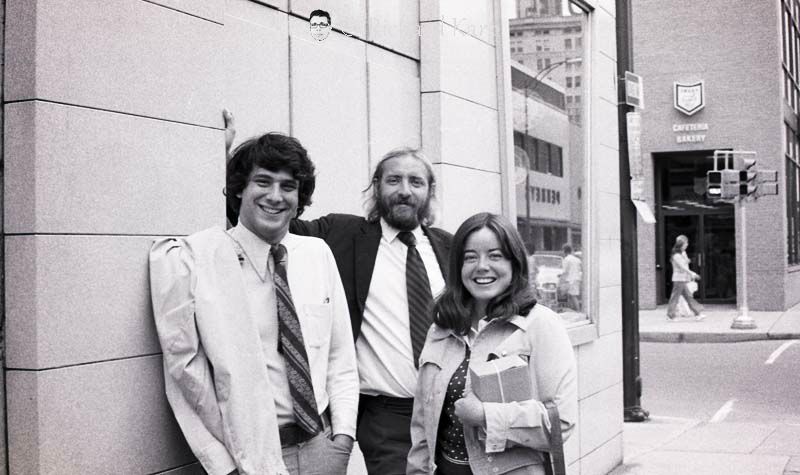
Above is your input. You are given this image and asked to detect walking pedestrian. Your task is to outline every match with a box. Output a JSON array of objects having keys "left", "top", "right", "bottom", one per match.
[{"left": 666, "top": 234, "right": 706, "bottom": 321}]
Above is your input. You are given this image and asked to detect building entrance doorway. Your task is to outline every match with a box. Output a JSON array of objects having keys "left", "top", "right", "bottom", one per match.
[{"left": 655, "top": 151, "right": 736, "bottom": 304}]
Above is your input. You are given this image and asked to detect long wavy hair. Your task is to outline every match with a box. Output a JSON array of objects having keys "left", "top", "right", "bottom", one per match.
[
  {"left": 434, "top": 213, "right": 536, "bottom": 335},
  {"left": 362, "top": 147, "right": 438, "bottom": 226}
]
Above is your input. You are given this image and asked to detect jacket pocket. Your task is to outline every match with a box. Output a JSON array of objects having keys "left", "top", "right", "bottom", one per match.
[{"left": 301, "top": 303, "right": 333, "bottom": 348}]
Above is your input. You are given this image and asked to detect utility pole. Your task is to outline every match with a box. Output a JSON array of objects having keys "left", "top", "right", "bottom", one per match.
[{"left": 616, "top": 0, "right": 648, "bottom": 422}]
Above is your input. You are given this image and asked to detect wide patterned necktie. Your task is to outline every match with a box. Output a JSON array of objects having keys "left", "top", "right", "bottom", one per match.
[
  {"left": 397, "top": 231, "right": 434, "bottom": 368},
  {"left": 271, "top": 244, "right": 322, "bottom": 435}
]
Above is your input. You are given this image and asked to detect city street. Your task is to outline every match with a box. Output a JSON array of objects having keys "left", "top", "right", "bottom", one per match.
[
  {"left": 612, "top": 340, "right": 800, "bottom": 474},
  {"left": 641, "top": 341, "right": 800, "bottom": 425}
]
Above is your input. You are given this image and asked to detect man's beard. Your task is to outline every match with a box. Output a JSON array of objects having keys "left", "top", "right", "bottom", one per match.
[{"left": 378, "top": 193, "right": 430, "bottom": 231}]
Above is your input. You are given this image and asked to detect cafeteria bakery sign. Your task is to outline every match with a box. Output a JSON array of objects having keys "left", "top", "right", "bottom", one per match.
[{"left": 672, "top": 122, "right": 708, "bottom": 143}]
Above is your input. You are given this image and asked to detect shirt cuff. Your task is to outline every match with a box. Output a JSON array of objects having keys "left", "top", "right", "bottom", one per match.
[
  {"left": 330, "top": 407, "right": 358, "bottom": 439},
  {"left": 483, "top": 402, "right": 509, "bottom": 453}
]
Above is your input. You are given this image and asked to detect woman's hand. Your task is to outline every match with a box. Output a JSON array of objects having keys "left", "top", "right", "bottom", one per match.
[{"left": 454, "top": 392, "right": 486, "bottom": 428}]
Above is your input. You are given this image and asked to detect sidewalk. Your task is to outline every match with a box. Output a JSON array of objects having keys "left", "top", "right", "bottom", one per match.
[
  {"left": 610, "top": 302, "right": 800, "bottom": 474},
  {"left": 611, "top": 417, "right": 800, "bottom": 475},
  {"left": 639, "top": 302, "right": 800, "bottom": 343}
]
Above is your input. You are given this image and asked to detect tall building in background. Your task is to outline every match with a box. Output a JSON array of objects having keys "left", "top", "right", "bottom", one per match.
[
  {"left": 633, "top": 0, "right": 800, "bottom": 311},
  {"left": 509, "top": 2, "right": 584, "bottom": 124}
]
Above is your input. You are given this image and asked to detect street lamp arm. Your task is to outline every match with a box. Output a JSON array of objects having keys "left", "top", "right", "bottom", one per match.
[{"left": 524, "top": 57, "right": 582, "bottom": 92}]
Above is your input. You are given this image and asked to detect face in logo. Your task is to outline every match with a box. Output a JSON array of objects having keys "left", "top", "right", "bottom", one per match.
[{"left": 309, "top": 10, "right": 331, "bottom": 42}]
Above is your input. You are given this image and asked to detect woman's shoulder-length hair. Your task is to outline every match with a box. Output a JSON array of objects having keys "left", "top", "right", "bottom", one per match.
[
  {"left": 433, "top": 212, "right": 536, "bottom": 336},
  {"left": 671, "top": 234, "right": 688, "bottom": 255}
]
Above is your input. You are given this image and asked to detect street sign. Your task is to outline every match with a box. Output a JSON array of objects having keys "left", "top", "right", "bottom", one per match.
[{"left": 625, "top": 71, "right": 644, "bottom": 109}]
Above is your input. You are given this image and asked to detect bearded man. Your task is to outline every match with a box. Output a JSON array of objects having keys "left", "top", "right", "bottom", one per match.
[{"left": 288, "top": 148, "right": 453, "bottom": 475}]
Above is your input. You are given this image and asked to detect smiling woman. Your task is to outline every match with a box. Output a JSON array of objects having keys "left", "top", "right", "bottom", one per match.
[
  {"left": 461, "top": 227, "right": 514, "bottom": 319},
  {"left": 407, "top": 212, "right": 578, "bottom": 475},
  {"left": 434, "top": 212, "right": 535, "bottom": 335}
]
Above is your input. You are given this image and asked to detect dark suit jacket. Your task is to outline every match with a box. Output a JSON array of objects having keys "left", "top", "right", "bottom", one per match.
[{"left": 290, "top": 213, "right": 453, "bottom": 341}]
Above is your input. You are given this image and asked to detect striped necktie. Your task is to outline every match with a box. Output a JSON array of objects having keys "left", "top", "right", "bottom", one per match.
[
  {"left": 397, "top": 231, "right": 434, "bottom": 368},
  {"left": 271, "top": 244, "right": 322, "bottom": 435}
]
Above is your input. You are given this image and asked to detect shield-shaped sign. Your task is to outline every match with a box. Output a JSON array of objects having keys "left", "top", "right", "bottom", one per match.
[{"left": 674, "top": 81, "right": 705, "bottom": 116}]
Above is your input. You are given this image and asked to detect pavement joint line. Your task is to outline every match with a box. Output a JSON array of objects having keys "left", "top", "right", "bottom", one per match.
[
  {"left": 751, "top": 424, "right": 781, "bottom": 455},
  {"left": 765, "top": 340, "right": 799, "bottom": 364}
]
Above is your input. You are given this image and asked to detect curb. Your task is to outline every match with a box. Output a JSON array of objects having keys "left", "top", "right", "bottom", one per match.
[{"left": 641, "top": 331, "right": 800, "bottom": 343}]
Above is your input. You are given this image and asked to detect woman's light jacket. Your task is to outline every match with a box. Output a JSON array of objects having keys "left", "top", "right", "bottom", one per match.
[{"left": 407, "top": 304, "right": 578, "bottom": 475}]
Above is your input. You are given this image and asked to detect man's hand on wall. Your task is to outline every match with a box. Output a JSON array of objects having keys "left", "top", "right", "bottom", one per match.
[{"left": 223, "top": 108, "right": 236, "bottom": 160}]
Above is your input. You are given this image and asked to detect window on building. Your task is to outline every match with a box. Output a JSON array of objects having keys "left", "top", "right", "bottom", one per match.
[
  {"left": 551, "top": 144, "right": 563, "bottom": 177},
  {"left": 782, "top": 0, "right": 800, "bottom": 113},
  {"left": 536, "top": 138, "right": 550, "bottom": 174},
  {"left": 787, "top": 123, "right": 800, "bottom": 265},
  {"left": 509, "top": 0, "right": 589, "bottom": 324}
]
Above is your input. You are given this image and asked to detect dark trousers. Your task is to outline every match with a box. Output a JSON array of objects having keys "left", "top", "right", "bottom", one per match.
[{"left": 357, "top": 394, "right": 414, "bottom": 475}]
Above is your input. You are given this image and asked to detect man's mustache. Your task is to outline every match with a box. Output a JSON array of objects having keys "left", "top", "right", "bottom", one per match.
[{"left": 389, "top": 196, "right": 418, "bottom": 207}]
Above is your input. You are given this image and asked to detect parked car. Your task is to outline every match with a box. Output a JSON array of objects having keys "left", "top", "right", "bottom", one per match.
[{"left": 528, "top": 253, "right": 564, "bottom": 308}]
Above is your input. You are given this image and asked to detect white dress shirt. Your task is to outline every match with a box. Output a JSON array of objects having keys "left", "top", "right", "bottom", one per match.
[
  {"left": 356, "top": 219, "right": 446, "bottom": 397},
  {"left": 228, "top": 224, "right": 359, "bottom": 435}
]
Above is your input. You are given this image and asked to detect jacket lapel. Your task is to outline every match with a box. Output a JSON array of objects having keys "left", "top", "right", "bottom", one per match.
[
  {"left": 424, "top": 226, "right": 451, "bottom": 283},
  {"left": 353, "top": 220, "right": 382, "bottom": 312}
]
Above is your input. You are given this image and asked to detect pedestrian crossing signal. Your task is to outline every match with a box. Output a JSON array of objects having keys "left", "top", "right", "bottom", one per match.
[{"left": 706, "top": 170, "right": 722, "bottom": 197}]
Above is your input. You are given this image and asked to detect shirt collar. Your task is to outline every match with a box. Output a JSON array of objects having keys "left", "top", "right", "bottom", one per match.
[
  {"left": 478, "top": 314, "right": 529, "bottom": 332},
  {"left": 380, "top": 218, "right": 424, "bottom": 244},
  {"left": 229, "top": 223, "right": 300, "bottom": 271}
]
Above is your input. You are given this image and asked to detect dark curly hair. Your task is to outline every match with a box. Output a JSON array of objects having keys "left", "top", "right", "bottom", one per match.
[
  {"left": 225, "top": 132, "right": 316, "bottom": 224},
  {"left": 433, "top": 212, "right": 536, "bottom": 335}
]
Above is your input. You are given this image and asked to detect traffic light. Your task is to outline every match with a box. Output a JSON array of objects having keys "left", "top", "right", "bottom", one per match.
[
  {"left": 735, "top": 156, "right": 757, "bottom": 196},
  {"left": 756, "top": 169, "right": 779, "bottom": 196},
  {"left": 721, "top": 169, "right": 741, "bottom": 199},
  {"left": 706, "top": 170, "right": 721, "bottom": 197}
]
